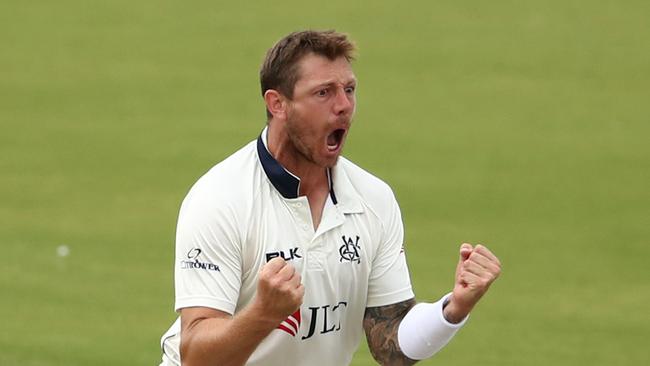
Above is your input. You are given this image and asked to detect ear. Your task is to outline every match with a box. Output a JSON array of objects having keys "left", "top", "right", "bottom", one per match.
[{"left": 263, "top": 89, "right": 288, "bottom": 121}]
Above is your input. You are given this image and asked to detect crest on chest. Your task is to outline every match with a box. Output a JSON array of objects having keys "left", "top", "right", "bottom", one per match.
[{"left": 338, "top": 235, "right": 361, "bottom": 264}]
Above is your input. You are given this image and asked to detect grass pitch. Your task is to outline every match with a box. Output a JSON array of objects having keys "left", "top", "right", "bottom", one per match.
[{"left": 1, "top": 1, "right": 649, "bottom": 365}]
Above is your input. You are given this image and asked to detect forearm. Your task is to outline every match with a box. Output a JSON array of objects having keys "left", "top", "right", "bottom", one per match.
[
  {"left": 364, "top": 295, "right": 470, "bottom": 366},
  {"left": 181, "top": 304, "right": 278, "bottom": 366},
  {"left": 397, "top": 294, "right": 468, "bottom": 360},
  {"left": 363, "top": 298, "right": 418, "bottom": 366}
]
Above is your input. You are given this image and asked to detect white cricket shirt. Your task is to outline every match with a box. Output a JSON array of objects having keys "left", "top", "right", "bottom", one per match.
[{"left": 160, "top": 128, "right": 414, "bottom": 365}]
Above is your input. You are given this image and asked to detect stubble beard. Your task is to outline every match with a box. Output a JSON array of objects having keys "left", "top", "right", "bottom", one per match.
[{"left": 285, "top": 113, "right": 338, "bottom": 169}]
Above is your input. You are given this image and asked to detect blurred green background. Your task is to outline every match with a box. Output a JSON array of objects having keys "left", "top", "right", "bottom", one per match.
[{"left": 1, "top": 0, "right": 648, "bottom": 365}]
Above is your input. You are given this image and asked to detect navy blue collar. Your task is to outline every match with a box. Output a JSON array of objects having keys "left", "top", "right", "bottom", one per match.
[{"left": 257, "top": 134, "right": 337, "bottom": 204}]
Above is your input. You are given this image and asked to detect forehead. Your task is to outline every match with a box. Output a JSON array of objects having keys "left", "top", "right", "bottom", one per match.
[{"left": 294, "top": 53, "right": 356, "bottom": 88}]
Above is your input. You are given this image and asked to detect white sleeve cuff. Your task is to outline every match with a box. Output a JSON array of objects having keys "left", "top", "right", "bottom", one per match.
[{"left": 397, "top": 293, "right": 469, "bottom": 360}]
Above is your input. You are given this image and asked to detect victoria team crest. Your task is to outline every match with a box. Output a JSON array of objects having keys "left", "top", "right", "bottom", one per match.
[{"left": 339, "top": 235, "right": 361, "bottom": 264}]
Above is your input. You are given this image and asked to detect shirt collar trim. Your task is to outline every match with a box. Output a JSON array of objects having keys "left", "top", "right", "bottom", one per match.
[{"left": 257, "top": 130, "right": 300, "bottom": 199}]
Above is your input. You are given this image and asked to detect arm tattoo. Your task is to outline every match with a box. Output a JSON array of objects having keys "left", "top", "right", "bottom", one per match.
[{"left": 363, "top": 298, "right": 418, "bottom": 366}]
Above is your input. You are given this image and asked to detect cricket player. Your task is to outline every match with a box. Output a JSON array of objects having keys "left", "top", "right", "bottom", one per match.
[{"left": 159, "top": 29, "right": 501, "bottom": 366}]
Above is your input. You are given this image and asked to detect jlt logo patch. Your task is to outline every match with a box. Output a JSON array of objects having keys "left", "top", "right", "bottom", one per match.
[
  {"left": 277, "top": 302, "right": 348, "bottom": 340},
  {"left": 302, "top": 301, "right": 347, "bottom": 340},
  {"left": 339, "top": 235, "right": 361, "bottom": 264}
]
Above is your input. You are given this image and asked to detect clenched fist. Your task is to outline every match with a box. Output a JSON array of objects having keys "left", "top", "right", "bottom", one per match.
[
  {"left": 444, "top": 243, "right": 501, "bottom": 323},
  {"left": 253, "top": 257, "right": 305, "bottom": 325}
]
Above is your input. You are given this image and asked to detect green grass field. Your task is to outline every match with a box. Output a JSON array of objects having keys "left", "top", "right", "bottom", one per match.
[{"left": 1, "top": 0, "right": 649, "bottom": 364}]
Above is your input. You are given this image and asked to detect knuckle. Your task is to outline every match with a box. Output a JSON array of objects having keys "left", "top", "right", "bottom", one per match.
[
  {"left": 292, "top": 289, "right": 302, "bottom": 301},
  {"left": 270, "top": 277, "right": 283, "bottom": 288},
  {"left": 277, "top": 283, "right": 288, "bottom": 293},
  {"left": 272, "top": 257, "right": 286, "bottom": 267}
]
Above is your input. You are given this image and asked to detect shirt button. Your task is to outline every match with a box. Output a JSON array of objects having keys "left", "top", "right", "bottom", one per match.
[
  {"left": 302, "top": 224, "right": 309, "bottom": 231},
  {"left": 296, "top": 202, "right": 303, "bottom": 207}
]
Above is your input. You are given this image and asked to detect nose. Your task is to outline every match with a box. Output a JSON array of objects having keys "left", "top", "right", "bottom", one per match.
[{"left": 333, "top": 87, "right": 354, "bottom": 116}]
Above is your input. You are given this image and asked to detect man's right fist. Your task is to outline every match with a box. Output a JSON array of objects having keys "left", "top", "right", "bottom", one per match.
[{"left": 254, "top": 257, "right": 305, "bottom": 324}]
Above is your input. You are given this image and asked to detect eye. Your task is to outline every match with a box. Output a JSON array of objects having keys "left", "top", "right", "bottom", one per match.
[
  {"left": 316, "top": 89, "right": 329, "bottom": 97},
  {"left": 345, "top": 86, "right": 356, "bottom": 94}
]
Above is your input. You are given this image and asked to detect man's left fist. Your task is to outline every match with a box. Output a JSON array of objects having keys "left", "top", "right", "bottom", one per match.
[{"left": 444, "top": 243, "right": 501, "bottom": 323}]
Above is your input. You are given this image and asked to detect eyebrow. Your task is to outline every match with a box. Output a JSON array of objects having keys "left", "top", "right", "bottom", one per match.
[{"left": 311, "top": 78, "right": 357, "bottom": 90}]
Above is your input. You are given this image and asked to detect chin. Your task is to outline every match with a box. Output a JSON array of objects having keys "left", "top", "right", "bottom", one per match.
[{"left": 322, "top": 155, "right": 340, "bottom": 168}]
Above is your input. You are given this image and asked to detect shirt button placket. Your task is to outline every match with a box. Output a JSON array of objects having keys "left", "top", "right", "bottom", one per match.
[{"left": 290, "top": 200, "right": 311, "bottom": 237}]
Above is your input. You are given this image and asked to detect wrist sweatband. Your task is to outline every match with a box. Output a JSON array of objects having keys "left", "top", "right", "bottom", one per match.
[{"left": 397, "top": 293, "right": 469, "bottom": 360}]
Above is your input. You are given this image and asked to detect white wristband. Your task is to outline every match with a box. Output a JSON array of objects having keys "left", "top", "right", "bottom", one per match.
[{"left": 397, "top": 293, "right": 469, "bottom": 360}]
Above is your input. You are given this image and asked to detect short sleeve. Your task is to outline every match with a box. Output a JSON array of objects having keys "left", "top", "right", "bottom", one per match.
[
  {"left": 366, "top": 192, "right": 415, "bottom": 307},
  {"left": 173, "top": 178, "right": 243, "bottom": 315}
]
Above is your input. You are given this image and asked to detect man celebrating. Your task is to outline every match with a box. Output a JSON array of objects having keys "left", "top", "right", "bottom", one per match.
[{"left": 159, "top": 30, "right": 501, "bottom": 366}]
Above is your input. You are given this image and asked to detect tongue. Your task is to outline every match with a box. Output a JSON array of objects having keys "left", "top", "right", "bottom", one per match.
[{"left": 327, "top": 132, "right": 338, "bottom": 147}]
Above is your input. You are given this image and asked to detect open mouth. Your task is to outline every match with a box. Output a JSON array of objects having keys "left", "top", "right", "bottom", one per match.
[{"left": 327, "top": 129, "right": 346, "bottom": 152}]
